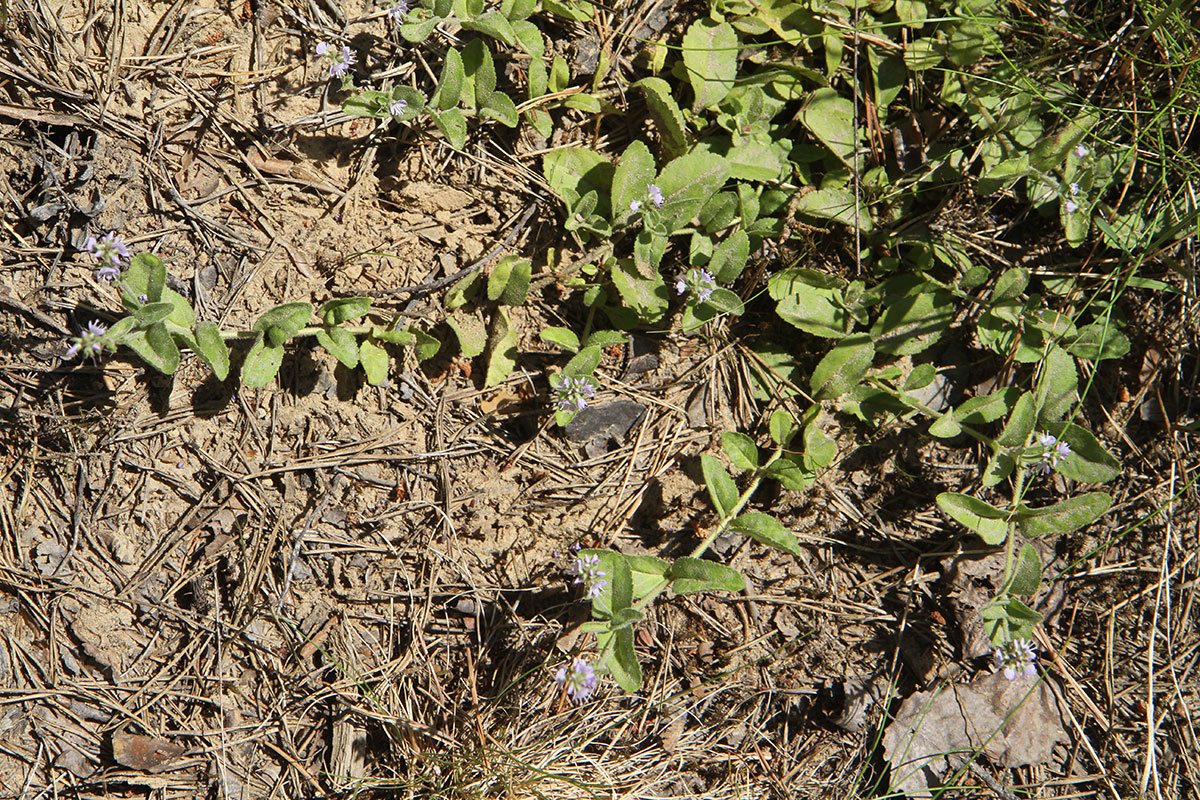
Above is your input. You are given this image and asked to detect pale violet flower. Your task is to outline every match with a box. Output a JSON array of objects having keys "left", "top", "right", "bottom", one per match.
[
  {"left": 65, "top": 320, "right": 109, "bottom": 360},
  {"left": 1068, "top": 182, "right": 1080, "bottom": 196},
  {"left": 1033, "top": 431, "right": 1071, "bottom": 474},
  {"left": 1074, "top": 143, "right": 1088, "bottom": 158},
  {"left": 555, "top": 657, "right": 599, "bottom": 702},
  {"left": 994, "top": 638, "right": 1038, "bottom": 680},
  {"left": 570, "top": 553, "right": 607, "bottom": 599},
  {"left": 629, "top": 199, "right": 642, "bottom": 213},
  {"left": 1064, "top": 198, "right": 1078, "bottom": 214},
  {"left": 389, "top": 98, "right": 408, "bottom": 116},
  {"left": 384, "top": 0, "right": 409, "bottom": 20},
  {"left": 316, "top": 43, "right": 357, "bottom": 78},
  {"left": 676, "top": 267, "right": 717, "bottom": 303},
  {"left": 85, "top": 231, "right": 129, "bottom": 279},
  {"left": 647, "top": 183, "right": 664, "bottom": 208},
  {"left": 551, "top": 373, "right": 596, "bottom": 413}
]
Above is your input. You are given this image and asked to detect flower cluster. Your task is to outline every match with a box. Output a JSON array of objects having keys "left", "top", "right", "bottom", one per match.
[
  {"left": 551, "top": 373, "right": 596, "bottom": 413},
  {"left": 65, "top": 320, "right": 109, "bottom": 360},
  {"left": 629, "top": 183, "right": 664, "bottom": 214},
  {"left": 1032, "top": 431, "right": 1071, "bottom": 475},
  {"left": 383, "top": 0, "right": 409, "bottom": 21},
  {"left": 993, "top": 638, "right": 1038, "bottom": 680},
  {"left": 86, "top": 231, "right": 128, "bottom": 281},
  {"left": 555, "top": 656, "right": 598, "bottom": 702},
  {"left": 675, "top": 267, "right": 717, "bottom": 303},
  {"left": 570, "top": 553, "right": 607, "bottom": 599},
  {"left": 315, "top": 42, "right": 356, "bottom": 79}
]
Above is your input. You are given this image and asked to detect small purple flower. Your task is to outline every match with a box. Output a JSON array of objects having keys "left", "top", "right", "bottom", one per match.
[
  {"left": 138, "top": 294, "right": 149, "bottom": 304},
  {"left": 1054, "top": 439, "right": 1071, "bottom": 463},
  {"left": 1064, "top": 198, "right": 1078, "bottom": 214},
  {"left": 317, "top": 43, "right": 357, "bottom": 78},
  {"left": 676, "top": 267, "right": 717, "bottom": 303},
  {"left": 629, "top": 199, "right": 642, "bottom": 213},
  {"left": 384, "top": 0, "right": 409, "bottom": 20},
  {"left": 570, "top": 553, "right": 607, "bottom": 599},
  {"left": 551, "top": 373, "right": 596, "bottom": 413},
  {"left": 85, "top": 231, "right": 129, "bottom": 269},
  {"left": 388, "top": 98, "right": 408, "bottom": 116},
  {"left": 1074, "top": 143, "right": 1088, "bottom": 158},
  {"left": 647, "top": 184, "right": 664, "bottom": 208},
  {"left": 1068, "top": 182, "right": 1080, "bottom": 196},
  {"left": 1038, "top": 432, "right": 1056, "bottom": 448},
  {"left": 65, "top": 320, "right": 109, "bottom": 361},
  {"left": 994, "top": 638, "right": 1038, "bottom": 680},
  {"left": 1033, "top": 431, "right": 1071, "bottom": 473},
  {"left": 95, "top": 263, "right": 122, "bottom": 282},
  {"left": 555, "top": 657, "right": 599, "bottom": 702}
]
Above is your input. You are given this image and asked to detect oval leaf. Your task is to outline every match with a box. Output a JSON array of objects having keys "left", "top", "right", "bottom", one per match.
[
  {"left": 701, "top": 454, "right": 739, "bottom": 518},
  {"left": 730, "top": 511, "right": 801, "bottom": 555}
]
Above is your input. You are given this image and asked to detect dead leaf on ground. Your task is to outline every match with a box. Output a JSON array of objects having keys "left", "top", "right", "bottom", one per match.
[
  {"left": 110, "top": 732, "right": 187, "bottom": 772},
  {"left": 882, "top": 671, "right": 1067, "bottom": 799}
]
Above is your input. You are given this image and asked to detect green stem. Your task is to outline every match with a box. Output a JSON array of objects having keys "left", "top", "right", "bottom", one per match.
[{"left": 632, "top": 443, "right": 786, "bottom": 614}]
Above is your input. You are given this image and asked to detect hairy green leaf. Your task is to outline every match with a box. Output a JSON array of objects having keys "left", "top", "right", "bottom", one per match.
[
  {"left": 668, "top": 557, "right": 745, "bottom": 594},
  {"left": 682, "top": 18, "right": 738, "bottom": 111},
  {"left": 730, "top": 512, "right": 802, "bottom": 555},
  {"left": 242, "top": 334, "right": 283, "bottom": 388},
  {"left": 811, "top": 334, "right": 874, "bottom": 400},
  {"left": 1017, "top": 492, "right": 1112, "bottom": 538},
  {"left": 192, "top": 321, "right": 229, "bottom": 381},
  {"left": 315, "top": 326, "right": 360, "bottom": 369},
  {"left": 936, "top": 492, "right": 1009, "bottom": 545},
  {"left": 701, "top": 454, "right": 739, "bottom": 519},
  {"left": 722, "top": 431, "right": 759, "bottom": 471}
]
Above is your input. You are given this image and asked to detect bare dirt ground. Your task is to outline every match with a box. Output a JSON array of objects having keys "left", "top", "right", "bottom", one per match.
[{"left": 1, "top": 1, "right": 1198, "bottom": 799}]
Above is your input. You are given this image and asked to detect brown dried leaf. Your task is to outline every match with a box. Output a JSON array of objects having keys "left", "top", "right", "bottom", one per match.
[
  {"left": 883, "top": 672, "right": 1066, "bottom": 799},
  {"left": 110, "top": 732, "right": 187, "bottom": 772}
]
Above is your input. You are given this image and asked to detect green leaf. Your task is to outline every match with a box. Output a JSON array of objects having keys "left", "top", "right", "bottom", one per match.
[
  {"left": 563, "top": 345, "right": 601, "bottom": 377},
  {"left": 701, "top": 454, "right": 739, "bottom": 519},
  {"left": 1017, "top": 492, "right": 1112, "bottom": 538},
  {"left": 769, "top": 408, "right": 797, "bottom": 446},
  {"left": 436, "top": 47, "right": 465, "bottom": 110},
  {"left": 709, "top": 230, "right": 749, "bottom": 284},
  {"left": 319, "top": 297, "right": 372, "bottom": 326},
  {"left": 461, "top": 10, "right": 517, "bottom": 45},
  {"left": 870, "top": 287, "right": 952, "bottom": 355},
  {"left": 793, "top": 187, "right": 872, "bottom": 232},
  {"left": 540, "top": 326, "right": 580, "bottom": 352},
  {"left": 702, "top": 288, "right": 744, "bottom": 316},
  {"left": 487, "top": 255, "right": 532, "bottom": 305},
  {"left": 359, "top": 338, "right": 389, "bottom": 385},
  {"left": 388, "top": 87, "right": 425, "bottom": 122},
  {"left": 802, "top": 421, "right": 836, "bottom": 470},
  {"left": 980, "top": 597, "right": 1043, "bottom": 645},
  {"left": 928, "top": 412, "right": 962, "bottom": 439},
  {"left": 610, "top": 258, "right": 668, "bottom": 323},
  {"left": 610, "top": 552, "right": 633, "bottom": 612},
  {"left": 484, "top": 308, "right": 518, "bottom": 387},
  {"left": 140, "top": 253, "right": 166, "bottom": 303},
  {"left": 612, "top": 140, "right": 656, "bottom": 228},
  {"left": 448, "top": 312, "right": 487, "bottom": 358},
  {"left": 957, "top": 387, "right": 1022, "bottom": 425},
  {"left": 903, "top": 363, "right": 938, "bottom": 392},
  {"left": 772, "top": 268, "right": 847, "bottom": 338},
  {"left": 1037, "top": 346, "right": 1077, "bottom": 422},
  {"left": 124, "top": 322, "right": 180, "bottom": 375},
  {"left": 869, "top": 48, "right": 905, "bottom": 114},
  {"left": 597, "top": 627, "right": 642, "bottom": 692},
  {"left": 479, "top": 91, "right": 519, "bottom": 127},
  {"left": 342, "top": 90, "right": 390, "bottom": 118},
  {"left": 608, "top": 607, "right": 646, "bottom": 631},
  {"left": 582, "top": 330, "right": 625, "bottom": 350},
  {"left": 681, "top": 18, "right": 738, "bottom": 111},
  {"left": 800, "top": 88, "right": 859, "bottom": 168},
  {"left": 992, "top": 267, "right": 1029, "bottom": 302},
  {"left": 996, "top": 391, "right": 1037, "bottom": 447},
  {"left": 413, "top": 327, "right": 441, "bottom": 361},
  {"left": 978, "top": 155, "right": 1031, "bottom": 195},
  {"left": 583, "top": 550, "right": 668, "bottom": 618},
  {"left": 1067, "top": 320, "right": 1130, "bottom": 362},
  {"left": 134, "top": 302, "right": 174, "bottom": 326},
  {"left": 242, "top": 334, "right": 283, "bottom": 388},
  {"left": 764, "top": 456, "right": 816, "bottom": 491},
  {"left": 722, "top": 432, "right": 758, "bottom": 471},
  {"left": 315, "top": 327, "right": 360, "bottom": 369},
  {"left": 543, "top": 147, "right": 613, "bottom": 217},
  {"left": 654, "top": 151, "right": 730, "bottom": 234},
  {"left": 730, "top": 512, "right": 802, "bottom": 555},
  {"left": 981, "top": 450, "right": 1016, "bottom": 487},
  {"left": 634, "top": 77, "right": 689, "bottom": 158},
  {"left": 1007, "top": 544, "right": 1042, "bottom": 596},
  {"left": 811, "top": 334, "right": 874, "bottom": 400},
  {"left": 431, "top": 108, "right": 467, "bottom": 149},
  {"left": 502, "top": 0, "right": 536, "bottom": 19},
  {"left": 936, "top": 492, "right": 1009, "bottom": 545},
  {"left": 461, "top": 39, "right": 497, "bottom": 109},
  {"left": 511, "top": 19, "right": 544, "bottom": 56},
  {"left": 542, "top": 0, "right": 593, "bottom": 21},
  {"left": 252, "top": 302, "right": 312, "bottom": 344},
  {"left": 445, "top": 269, "right": 483, "bottom": 311},
  {"left": 192, "top": 321, "right": 229, "bottom": 381},
  {"left": 1030, "top": 108, "right": 1099, "bottom": 172},
  {"left": 667, "top": 557, "right": 745, "bottom": 594},
  {"left": 400, "top": 13, "right": 439, "bottom": 42},
  {"left": 1042, "top": 422, "right": 1121, "bottom": 483}
]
